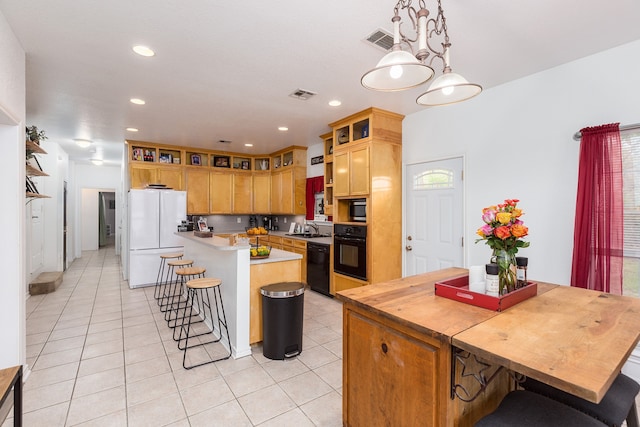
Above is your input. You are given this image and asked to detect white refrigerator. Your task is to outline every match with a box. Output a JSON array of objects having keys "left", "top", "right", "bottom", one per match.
[{"left": 128, "top": 189, "right": 187, "bottom": 288}]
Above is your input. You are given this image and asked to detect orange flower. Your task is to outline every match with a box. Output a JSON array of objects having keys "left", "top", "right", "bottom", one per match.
[
  {"left": 511, "top": 208, "right": 522, "bottom": 218},
  {"left": 511, "top": 224, "right": 528, "bottom": 238},
  {"left": 494, "top": 225, "right": 511, "bottom": 240}
]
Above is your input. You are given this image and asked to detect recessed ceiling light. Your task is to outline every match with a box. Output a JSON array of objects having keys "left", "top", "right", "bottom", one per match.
[
  {"left": 74, "top": 138, "right": 92, "bottom": 148},
  {"left": 126, "top": 127, "right": 139, "bottom": 132},
  {"left": 278, "top": 126, "right": 289, "bottom": 131},
  {"left": 130, "top": 98, "right": 145, "bottom": 105},
  {"left": 329, "top": 100, "right": 342, "bottom": 107},
  {"left": 244, "top": 143, "right": 253, "bottom": 147},
  {"left": 132, "top": 45, "right": 155, "bottom": 57},
  {"left": 90, "top": 159, "right": 104, "bottom": 166}
]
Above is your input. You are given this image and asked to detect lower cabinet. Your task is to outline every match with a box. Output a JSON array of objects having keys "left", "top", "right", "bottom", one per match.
[
  {"left": 344, "top": 307, "right": 442, "bottom": 426},
  {"left": 342, "top": 304, "right": 511, "bottom": 427},
  {"left": 283, "top": 238, "right": 307, "bottom": 285}
]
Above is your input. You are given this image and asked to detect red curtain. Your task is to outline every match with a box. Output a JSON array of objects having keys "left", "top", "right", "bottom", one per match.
[
  {"left": 570, "top": 123, "right": 623, "bottom": 294},
  {"left": 306, "top": 176, "right": 324, "bottom": 220}
]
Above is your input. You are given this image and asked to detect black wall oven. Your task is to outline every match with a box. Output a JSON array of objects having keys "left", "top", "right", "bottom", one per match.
[{"left": 334, "top": 224, "right": 367, "bottom": 281}]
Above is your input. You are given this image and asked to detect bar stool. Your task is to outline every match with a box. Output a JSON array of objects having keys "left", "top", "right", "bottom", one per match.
[
  {"left": 166, "top": 266, "right": 206, "bottom": 328},
  {"left": 159, "top": 259, "right": 194, "bottom": 313},
  {"left": 474, "top": 390, "right": 607, "bottom": 426},
  {"left": 154, "top": 252, "right": 183, "bottom": 302},
  {"left": 521, "top": 373, "right": 639, "bottom": 427},
  {"left": 177, "top": 277, "right": 231, "bottom": 369}
]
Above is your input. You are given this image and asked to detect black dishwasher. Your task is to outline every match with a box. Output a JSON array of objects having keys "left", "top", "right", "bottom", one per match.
[{"left": 307, "top": 242, "right": 331, "bottom": 297}]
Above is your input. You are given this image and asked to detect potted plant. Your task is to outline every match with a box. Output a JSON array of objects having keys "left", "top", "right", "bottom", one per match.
[{"left": 26, "top": 125, "right": 47, "bottom": 160}]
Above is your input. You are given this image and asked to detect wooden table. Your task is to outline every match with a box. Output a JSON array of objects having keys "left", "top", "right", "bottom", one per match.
[
  {"left": 337, "top": 268, "right": 640, "bottom": 426},
  {"left": 0, "top": 365, "right": 22, "bottom": 427},
  {"left": 453, "top": 284, "right": 640, "bottom": 403}
]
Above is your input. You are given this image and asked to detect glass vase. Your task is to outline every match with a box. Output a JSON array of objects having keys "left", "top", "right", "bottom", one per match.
[{"left": 491, "top": 249, "right": 517, "bottom": 295}]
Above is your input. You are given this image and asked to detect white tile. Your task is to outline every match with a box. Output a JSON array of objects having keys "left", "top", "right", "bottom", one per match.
[
  {"left": 126, "top": 372, "right": 177, "bottom": 407},
  {"left": 21, "top": 401, "right": 69, "bottom": 427},
  {"left": 73, "top": 367, "right": 125, "bottom": 398},
  {"left": 262, "top": 358, "right": 310, "bottom": 383},
  {"left": 125, "top": 355, "right": 171, "bottom": 383},
  {"left": 179, "top": 377, "right": 235, "bottom": 416},
  {"left": 297, "top": 345, "right": 339, "bottom": 370},
  {"left": 78, "top": 352, "right": 124, "bottom": 377},
  {"left": 23, "top": 378, "right": 74, "bottom": 413},
  {"left": 32, "top": 347, "right": 83, "bottom": 370},
  {"left": 313, "top": 359, "right": 342, "bottom": 390},
  {"left": 299, "top": 390, "right": 343, "bottom": 426},
  {"left": 278, "top": 371, "right": 333, "bottom": 405},
  {"left": 237, "top": 384, "right": 297, "bottom": 425},
  {"left": 224, "top": 365, "right": 275, "bottom": 398},
  {"left": 23, "top": 361, "right": 79, "bottom": 391},
  {"left": 126, "top": 392, "right": 187, "bottom": 427},
  {"left": 259, "top": 407, "right": 316, "bottom": 427},
  {"left": 188, "top": 400, "right": 252, "bottom": 426},
  {"left": 66, "top": 385, "right": 126, "bottom": 426}
]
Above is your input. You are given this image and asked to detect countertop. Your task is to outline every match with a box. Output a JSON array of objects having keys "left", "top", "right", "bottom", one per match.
[
  {"left": 175, "top": 231, "right": 302, "bottom": 264},
  {"left": 337, "top": 268, "right": 640, "bottom": 404},
  {"left": 214, "top": 229, "right": 333, "bottom": 246}
]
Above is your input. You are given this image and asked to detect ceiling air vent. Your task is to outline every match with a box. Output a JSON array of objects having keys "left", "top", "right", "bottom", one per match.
[
  {"left": 289, "top": 89, "right": 317, "bottom": 100},
  {"left": 218, "top": 139, "right": 232, "bottom": 144},
  {"left": 364, "top": 28, "right": 394, "bottom": 52}
]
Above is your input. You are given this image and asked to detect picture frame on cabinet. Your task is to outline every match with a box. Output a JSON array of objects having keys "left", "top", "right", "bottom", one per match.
[
  {"left": 159, "top": 153, "right": 172, "bottom": 163},
  {"left": 241, "top": 160, "right": 250, "bottom": 170},
  {"left": 214, "top": 156, "right": 230, "bottom": 168},
  {"left": 197, "top": 218, "right": 208, "bottom": 232},
  {"left": 191, "top": 154, "right": 202, "bottom": 166}
]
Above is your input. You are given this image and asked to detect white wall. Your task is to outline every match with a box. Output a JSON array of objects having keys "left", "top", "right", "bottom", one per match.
[
  {"left": 403, "top": 39, "right": 640, "bottom": 286},
  {"left": 0, "top": 9, "right": 26, "bottom": 369},
  {"left": 72, "top": 164, "right": 121, "bottom": 257}
]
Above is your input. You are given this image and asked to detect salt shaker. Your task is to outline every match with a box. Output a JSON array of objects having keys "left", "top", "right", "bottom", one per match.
[{"left": 485, "top": 263, "right": 499, "bottom": 297}]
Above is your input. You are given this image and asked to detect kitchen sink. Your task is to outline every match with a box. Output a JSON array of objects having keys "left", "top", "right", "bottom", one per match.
[{"left": 285, "top": 233, "right": 330, "bottom": 239}]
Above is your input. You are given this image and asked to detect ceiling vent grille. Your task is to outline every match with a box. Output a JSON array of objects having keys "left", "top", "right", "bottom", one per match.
[
  {"left": 218, "top": 139, "right": 232, "bottom": 144},
  {"left": 289, "top": 89, "right": 317, "bottom": 100},
  {"left": 364, "top": 28, "right": 394, "bottom": 51}
]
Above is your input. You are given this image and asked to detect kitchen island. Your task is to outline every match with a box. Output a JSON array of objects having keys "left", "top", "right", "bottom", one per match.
[
  {"left": 337, "top": 268, "right": 640, "bottom": 426},
  {"left": 176, "top": 232, "right": 302, "bottom": 358}
]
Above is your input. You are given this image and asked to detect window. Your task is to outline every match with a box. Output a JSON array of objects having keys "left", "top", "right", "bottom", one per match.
[
  {"left": 622, "top": 128, "right": 640, "bottom": 297},
  {"left": 413, "top": 169, "right": 454, "bottom": 190}
]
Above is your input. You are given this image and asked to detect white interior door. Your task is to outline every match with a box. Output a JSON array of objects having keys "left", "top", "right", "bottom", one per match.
[{"left": 405, "top": 157, "right": 464, "bottom": 276}]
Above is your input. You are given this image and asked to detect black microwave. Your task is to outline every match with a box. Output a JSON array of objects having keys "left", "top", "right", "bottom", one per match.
[{"left": 349, "top": 199, "right": 367, "bottom": 222}]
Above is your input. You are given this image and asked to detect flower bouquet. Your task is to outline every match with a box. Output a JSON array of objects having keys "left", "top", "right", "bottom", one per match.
[{"left": 475, "top": 199, "right": 530, "bottom": 295}]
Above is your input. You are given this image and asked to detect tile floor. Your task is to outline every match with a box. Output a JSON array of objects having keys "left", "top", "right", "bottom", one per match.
[{"left": 5, "top": 246, "right": 344, "bottom": 426}]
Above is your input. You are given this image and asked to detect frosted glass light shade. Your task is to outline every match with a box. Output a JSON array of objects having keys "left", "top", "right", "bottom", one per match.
[
  {"left": 416, "top": 71, "right": 482, "bottom": 106},
  {"left": 361, "top": 50, "right": 434, "bottom": 91}
]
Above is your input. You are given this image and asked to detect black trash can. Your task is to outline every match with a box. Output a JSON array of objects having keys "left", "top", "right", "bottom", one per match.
[{"left": 260, "top": 282, "right": 305, "bottom": 360}]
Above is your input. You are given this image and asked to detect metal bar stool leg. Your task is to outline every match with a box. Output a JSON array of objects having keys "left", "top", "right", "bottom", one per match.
[{"left": 180, "top": 278, "right": 231, "bottom": 369}]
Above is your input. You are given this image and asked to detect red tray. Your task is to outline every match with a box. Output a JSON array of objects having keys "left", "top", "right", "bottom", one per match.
[{"left": 434, "top": 275, "right": 537, "bottom": 311}]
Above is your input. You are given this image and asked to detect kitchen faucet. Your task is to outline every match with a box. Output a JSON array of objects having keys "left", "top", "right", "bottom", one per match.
[{"left": 309, "top": 222, "right": 320, "bottom": 235}]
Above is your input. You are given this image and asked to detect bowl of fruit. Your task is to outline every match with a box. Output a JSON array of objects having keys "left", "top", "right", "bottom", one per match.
[
  {"left": 245, "top": 226, "right": 269, "bottom": 236},
  {"left": 250, "top": 245, "right": 271, "bottom": 259}
]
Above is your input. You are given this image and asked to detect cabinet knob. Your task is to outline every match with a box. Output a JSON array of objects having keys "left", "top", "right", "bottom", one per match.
[
  {"left": 407, "top": 235, "right": 413, "bottom": 241},
  {"left": 381, "top": 343, "right": 388, "bottom": 353},
  {"left": 405, "top": 245, "right": 412, "bottom": 251}
]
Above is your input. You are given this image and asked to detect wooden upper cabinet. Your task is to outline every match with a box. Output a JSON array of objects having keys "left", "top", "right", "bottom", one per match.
[
  {"left": 210, "top": 171, "right": 232, "bottom": 214},
  {"left": 333, "top": 151, "right": 350, "bottom": 197},
  {"left": 157, "top": 166, "right": 184, "bottom": 190},
  {"left": 280, "top": 169, "right": 294, "bottom": 214},
  {"left": 270, "top": 172, "right": 283, "bottom": 213},
  {"left": 130, "top": 164, "right": 157, "bottom": 189},
  {"left": 349, "top": 145, "right": 370, "bottom": 196},
  {"left": 233, "top": 173, "right": 253, "bottom": 214},
  {"left": 253, "top": 173, "right": 270, "bottom": 214},
  {"left": 185, "top": 168, "right": 210, "bottom": 214}
]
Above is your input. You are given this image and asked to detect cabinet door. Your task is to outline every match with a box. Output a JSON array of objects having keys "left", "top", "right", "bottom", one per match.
[
  {"left": 210, "top": 171, "right": 232, "bottom": 214},
  {"left": 280, "top": 168, "right": 294, "bottom": 214},
  {"left": 157, "top": 167, "right": 184, "bottom": 190},
  {"left": 334, "top": 151, "right": 349, "bottom": 197},
  {"left": 233, "top": 173, "right": 253, "bottom": 213},
  {"left": 271, "top": 172, "right": 282, "bottom": 213},
  {"left": 253, "top": 173, "right": 271, "bottom": 213},
  {"left": 185, "top": 169, "right": 210, "bottom": 214},
  {"left": 345, "top": 310, "right": 439, "bottom": 426},
  {"left": 349, "top": 145, "right": 370, "bottom": 195},
  {"left": 293, "top": 246, "right": 307, "bottom": 284},
  {"left": 130, "top": 164, "right": 158, "bottom": 189}
]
